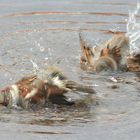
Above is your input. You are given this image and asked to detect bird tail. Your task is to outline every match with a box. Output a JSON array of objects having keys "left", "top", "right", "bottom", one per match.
[{"left": 65, "top": 80, "right": 96, "bottom": 94}]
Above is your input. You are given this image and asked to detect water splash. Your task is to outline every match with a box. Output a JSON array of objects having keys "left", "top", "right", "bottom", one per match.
[
  {"left": 45, "top": 47, "right": 54, "bottom": 64},
  {"left": 35, "top": 41, "right": 45, "bottom": 52},
  {"left": 30, "top": 59, "right": 39, "bottom": 74},
  {"left": 39, "top": 46, "right": 45, "bottom": 52},
  {"left": 126, "top": 2, "right": 140, "bottom": 54}
]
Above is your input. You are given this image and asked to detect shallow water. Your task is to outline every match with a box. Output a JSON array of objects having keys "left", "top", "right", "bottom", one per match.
[{"left": 0, "top": 0, "right": 140, "bottom": 140}]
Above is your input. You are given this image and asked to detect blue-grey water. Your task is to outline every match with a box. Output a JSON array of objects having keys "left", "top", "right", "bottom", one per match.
[{"left": 0, "top": 0, "right": 140, "bottom": 140}]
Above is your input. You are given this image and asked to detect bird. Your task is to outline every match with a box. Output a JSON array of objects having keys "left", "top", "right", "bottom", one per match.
[
  {"left": 0, "top": 66, "right": 96, "bottom": 108},
  {"left": 79, "top": 33, "right": 130, "bottom": 72},
  {"left": 127, "top": 53, "right": 140, "bottom": 72},
  {"left": 36, "top": 66, "right": 96, "bottom": 104},
  {"left": 0, "top": 75, "right": 46, "bottom": 108}
]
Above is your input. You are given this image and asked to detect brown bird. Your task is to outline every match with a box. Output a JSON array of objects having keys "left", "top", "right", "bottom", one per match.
[
  {"left": 127, "top": 53, "right": 140, "bottom": 72},
  {"left": 79, "top": 33, "right": 130, "bottom": 72},
  {"left": 0, "top": 66, "right": 96, "bottom": 108},
  {"left": 36, "top": 66, "right": 96, "bottom": 103},
  {"left": 0, "top": 75, "right": 46, "bottom": 108},
  {"left": 0, "top": 85, "right": 20, "bottom": 107}
]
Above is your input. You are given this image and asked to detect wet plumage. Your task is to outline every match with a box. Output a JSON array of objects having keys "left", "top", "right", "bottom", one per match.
[
  {"left": 0, "top": 66, "right": 95, "bottom": 108},
  {"left": 79, "top": 33, "right": 140, "bottom": 72}
]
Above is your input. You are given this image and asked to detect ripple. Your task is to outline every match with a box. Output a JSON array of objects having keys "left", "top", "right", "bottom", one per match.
[
  {"left": 25, "top": 130, "right": 73, "bottom": 135},
  {"left": 73, "top": 2, "right": 136, "bottom": 6},
  {"left": 5, "top": 11, "right": 128, "bottom": 18},
  {"left": 0, "top": 29, "right": 125, "bottom": 41},
  {"left": 17, "top": 20, "right": 126, "bottom": 25}
]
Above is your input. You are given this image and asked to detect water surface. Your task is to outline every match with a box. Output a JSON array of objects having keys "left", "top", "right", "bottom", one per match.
[{"left": 0, "top": 0, "right": 140, "bottom": 140}]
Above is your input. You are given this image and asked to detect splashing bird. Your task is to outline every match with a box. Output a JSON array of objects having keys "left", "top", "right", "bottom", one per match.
[
  {"left": 0, "top": 66, "right": 96, "bottom": 108},
  {"left": 79, "top": 33, "right": 133, "bottom": 72}
]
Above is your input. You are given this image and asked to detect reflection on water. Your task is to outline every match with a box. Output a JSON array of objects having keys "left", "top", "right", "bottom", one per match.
[{"left": 0, "top": 92, "right": 96, "bottom": 125}]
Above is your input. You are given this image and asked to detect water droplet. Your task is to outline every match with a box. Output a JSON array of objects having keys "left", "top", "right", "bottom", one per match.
[
  {"left": 45, "top": 57, "right": 49, "bottom": 60},
  {"left": 40, "top": 46, "right": 45, "bottom": 52},
  {"left": 9, "top": 78, "right": 13, "bottom": 81},
  {"left": 30, "top": 60, "right": 39, "bottom": 74},
  {"left": 37, "top": 43, "right": 41, "bottom": 47}
]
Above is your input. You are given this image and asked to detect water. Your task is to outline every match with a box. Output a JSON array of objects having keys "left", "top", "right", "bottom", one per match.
[
  {"left": 30, "top": 59, "right": 39, "bottom": 74},
  {"left": 127, "top": 2, "right": 140, "bottom": 54},
  {"left": 0, "top": 0, "right": 140, "bottom": 140}
]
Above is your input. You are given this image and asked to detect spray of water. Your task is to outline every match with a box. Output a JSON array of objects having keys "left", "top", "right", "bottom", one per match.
[
  {"left": 126, "top": 2, "right": 140, "bottom": 54},
  {"left": 30, "top": 59, "right": 39, "bottom": 74}
]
